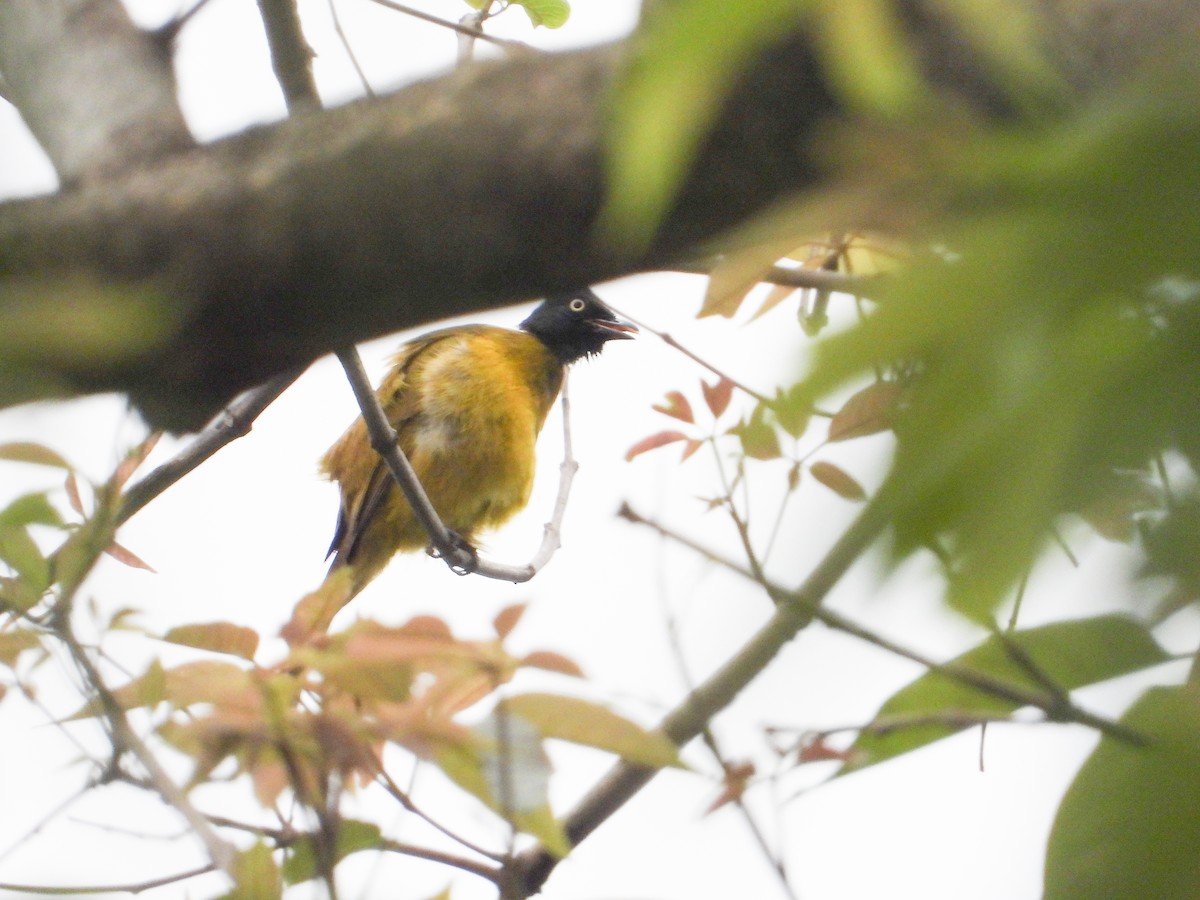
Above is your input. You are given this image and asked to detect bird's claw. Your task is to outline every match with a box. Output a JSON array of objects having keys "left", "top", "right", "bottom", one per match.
[{"left": 429, "top": 531, "right": 478, "bottom": 576}]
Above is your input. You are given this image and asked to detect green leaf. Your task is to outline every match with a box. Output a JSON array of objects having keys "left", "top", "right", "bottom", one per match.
[
  {"left": 770, "top": 383, "right": 812, "bottom": 439},
  {"left": 505, "top": 693, "right": 682, "bottom": 768},
  {"left": 732, "top": 404, "right": 782, "bottom": 460},
  {"left": 1045, "top": 685, "right": 1200, "bottom": 899},
  {"left": 792, "top": 61, "right": 1200, "bottom": 620},
  {"left": 516, "top": 0, "right": 569, "bottom": 28},
  {"left": 0, "top": 493, "right": 64, "bottom": 530},
  {"left": 433, "top": 727, "right": 569, "bottom": 855},
  {"left": 282, "top": 820, "right": 382, "bottom": 885},
  {"left": 840, "top": 615, "right": 1169, "bottom": 775}
]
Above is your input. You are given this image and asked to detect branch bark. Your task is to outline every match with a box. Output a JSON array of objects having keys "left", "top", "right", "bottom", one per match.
[{"left": 0, "top": 0, "right": 1196, "bottom": 432}]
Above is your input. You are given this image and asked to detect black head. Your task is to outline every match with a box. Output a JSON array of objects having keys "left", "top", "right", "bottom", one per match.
[{"left": 520, "top": 288, "right": 637, "bottom": 365}]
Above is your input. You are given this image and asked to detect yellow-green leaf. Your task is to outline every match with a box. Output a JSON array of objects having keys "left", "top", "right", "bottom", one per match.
[
  {"left": 504, "top": 693, "right": 682, "bottom": 768},
  {"left": 1045, "top": 685, "right": 1200, "bottom": 899},
  {"left": 0, "top": 526, "right": 50, "bottom": 593},
  {"left": 282, "top": 820, "right": 382, "bottom": 885},
  {"left": 840, "top": 615, "right": 1169, "bottom": 775},
  {"left": 0, "top": 493, "right": 64, "bottom": 530},
  {"left": 808, "top": 460, "right": 867, "bottom": 501},
  {"left": 0, "top": 442, "right": 72, "bottom": 470},
  {"left": 516, "top": 0, "right": 570, "bottom": 28},
  {"left": 219, "top": 842, "right": 281, "bottom": 900},
  {"left": 164, "top": 622, "right": 260, "bottom": 660}
]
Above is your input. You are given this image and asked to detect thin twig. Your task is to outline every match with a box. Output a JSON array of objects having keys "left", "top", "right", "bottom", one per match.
[
  {"left": 366, "top": 0, "right": 532, "bottom": 50},
  {"left": 58, "top": 629, "right": 238, "bottom": 878},
  {"left": 609, "top": 305, "right": 770, "bottom": 405},
  {"left": 207, "top": 811, "right": 502, "bottom": 883},
  {"left": 117, "top": 367, "right": 305, "bottom": 527},
  {"left": 621, "top": 504, "right": 1148, "bottom": 745},
  {"left": 672, "top": 259, "right": 877, "bottom": 298},
  {"left": 514, "top": 495, "right": 895, "bottom": 894},
  {"left": 0, "top": 863, "right": 217, "bottom": 895},
  {"left": 375, "top": 769, "right": 506, "bottom": 863},
  {"left": 657, "top": 568, "right": 796, "bottom": 897},
  {"left": 328, "top": 0, "right": 376, "bottom": 97}
]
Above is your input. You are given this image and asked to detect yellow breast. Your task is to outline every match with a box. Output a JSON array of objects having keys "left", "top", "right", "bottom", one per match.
[{"left": 402, "top": 329, "right": 563, "bottom": 533}]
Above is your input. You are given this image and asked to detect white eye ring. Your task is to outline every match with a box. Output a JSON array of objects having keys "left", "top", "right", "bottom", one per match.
[{"left": 569, "top": 297, "right": 587, "bottom": 312}]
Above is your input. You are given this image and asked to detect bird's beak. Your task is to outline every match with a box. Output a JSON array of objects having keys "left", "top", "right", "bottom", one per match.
[{"left": 593, "top": 319, "right": 638, "bottom": 340}]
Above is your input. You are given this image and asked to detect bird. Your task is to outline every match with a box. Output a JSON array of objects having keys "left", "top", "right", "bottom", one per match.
[{"left": 319, "top": 288, "right": 637, "bottom": 597}]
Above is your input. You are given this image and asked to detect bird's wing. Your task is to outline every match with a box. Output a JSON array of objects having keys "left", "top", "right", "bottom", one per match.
[{"left": 325, "top": 325, "right": 500, "bottom": 568}]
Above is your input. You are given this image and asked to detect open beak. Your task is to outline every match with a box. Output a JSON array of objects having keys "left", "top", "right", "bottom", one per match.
[{"left": 593, "top": 319, "right": 638, "bottom": 340}]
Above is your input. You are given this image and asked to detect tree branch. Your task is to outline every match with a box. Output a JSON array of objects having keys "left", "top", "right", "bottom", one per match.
[
  {"left": 0, "top": 0, "right": 193, "bottom": 183},
  {"left": 0, "top": 30, "right": 837, "bottom": 430},
  {"left": 513, "top": 496, "right": 895, "bottom": 894},
  {"left": 0, "top": 1, "right": 1195, "bottom": 434}
]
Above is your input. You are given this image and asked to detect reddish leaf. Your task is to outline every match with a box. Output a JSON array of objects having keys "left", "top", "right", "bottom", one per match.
[
  {"left": 797, "top": 736, "right": 853, "bottom": 764},
  {"left": 520, "top": 650, "right": 585, "bottom": 678},
  {"left": 705, "top": 761, "right": 756, "bottom": 814},
  {"left": 113, "top": 434, "right": 160, "bottom": 491},
  {"left": 493, "top": 603, "right": 527, "bottom": 639},
  {"left": 828, "top": 381, "right": 903, "bottom": 442},
  {"left": 400, "top": 615, "right": 454, "bottom": 640},
  {"left": 652, "top": 390, "right": 695, "bottom": 424},
  {"left": 700, "top": 377, "right": 734, "bottom": 418},
  {"left": 164, "top": 622, "right": 260, "bottom": 660},
  {"left": 809, "top": 461, "right": 867, "bottom": 501},
  {"left": 282, "top": 569, "right": 355, "bottom": 646},
  {"left": 626, "top": 430, "right": 690, "bottom": 462},
  {"left": 64, "top": 473, "right": 84, "bottom": 516},
  {"left": 787, "top": 461, "right": 802, "bottom": 492},
  {"left": 0, "top": 442, "right": 72, "bottom": 470},
  {"left": 105, "top": 540, "right": 155, "bottom": 572},
  {"left": 681, "top": 438, "right": 704, "bottom": 461}
]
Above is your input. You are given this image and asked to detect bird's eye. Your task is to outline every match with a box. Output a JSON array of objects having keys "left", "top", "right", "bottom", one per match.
[{"left": 569, "top": 297, "right": 587, "bottom": 312}]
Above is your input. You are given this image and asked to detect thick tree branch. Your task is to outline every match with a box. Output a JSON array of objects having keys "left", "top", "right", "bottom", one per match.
[
  {"left": 0, "top": 29, "right": 831, "bottom": 430},
  {"left": 0, "top": 1, "right": 1197, "bottom": 432}
]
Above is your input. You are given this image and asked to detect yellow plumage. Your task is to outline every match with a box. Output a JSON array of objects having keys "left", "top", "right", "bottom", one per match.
[
  {"left": 320, "top": 325, "right": 563, "bottom": 593},
  {"left": 318, "top": 290, "right": 635, "bottom": 600}
]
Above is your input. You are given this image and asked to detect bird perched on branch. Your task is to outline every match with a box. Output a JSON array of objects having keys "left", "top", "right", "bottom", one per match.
[{"left": 320, "top": 289, "right": 636, "bottom": 596}]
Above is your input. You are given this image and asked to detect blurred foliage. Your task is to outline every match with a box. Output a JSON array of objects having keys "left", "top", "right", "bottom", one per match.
[
  {"left": 840, "top": 615, "right": 1169, "bottom": 775},
  {"left": 461, "top": 0, "right": 571, "bottom": 29},
  {"left": 792, "top": 54, "right": 1200, "bottom": 621},
  {"left": 4, "top": 0, "right": 1200, "bottom": 895},
  {"left": 1044, "top": 685, "right": 1200, "bottom": 898},
  {"left": 616, "top": 2, "right": 1200, "bottom": 896}
]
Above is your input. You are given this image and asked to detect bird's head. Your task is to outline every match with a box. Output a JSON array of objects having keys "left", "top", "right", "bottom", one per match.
[{"left": 520, "top": 288, "right": 638, "bottom": 364}]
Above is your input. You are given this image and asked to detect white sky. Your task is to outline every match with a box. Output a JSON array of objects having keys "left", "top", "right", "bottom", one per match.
[{"left": 0, "top": 2, "right": 1192, "bottom": 898}]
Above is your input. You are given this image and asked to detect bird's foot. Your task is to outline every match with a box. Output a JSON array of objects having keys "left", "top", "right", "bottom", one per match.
[{"left": 429, "top": 531, "right": 478, "bottom": 576}]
